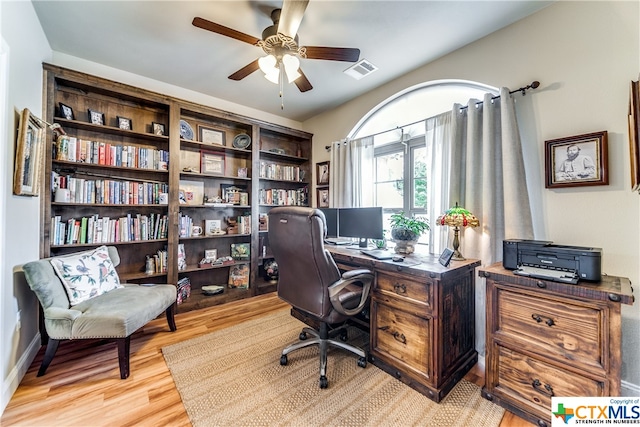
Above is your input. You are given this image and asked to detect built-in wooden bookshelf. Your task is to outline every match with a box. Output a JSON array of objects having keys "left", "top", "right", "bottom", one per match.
[{"left": 42, "top": 64, "right": 312, "bottom": 311}]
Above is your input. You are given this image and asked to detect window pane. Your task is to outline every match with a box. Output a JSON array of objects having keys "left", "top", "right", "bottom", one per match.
[
  {"left": 413, "top": 147, "right": 427, "bottom": 209},
  {"left": 375, "top": 182, "right": 403, "bottom": 208},
  {"left": 375, "top": 152, "right": 404, "bottom": 181}
]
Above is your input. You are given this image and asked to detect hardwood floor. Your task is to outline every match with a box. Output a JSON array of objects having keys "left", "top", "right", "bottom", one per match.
[{"left": 1, "top": 293, "right": 534, "bottom": 426}]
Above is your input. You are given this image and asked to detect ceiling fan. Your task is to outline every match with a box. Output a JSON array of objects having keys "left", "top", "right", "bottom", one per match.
[{"left": 192, "top": 0, "right": 361, "bottom": 93}]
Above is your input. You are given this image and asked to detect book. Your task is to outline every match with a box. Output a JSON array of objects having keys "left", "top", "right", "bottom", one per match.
[
  {"left": 228, "top": 263, "right": 249, "bottom": 289},
  {"left": 230, "top": 243, "right": 250, "bottom": 260}
]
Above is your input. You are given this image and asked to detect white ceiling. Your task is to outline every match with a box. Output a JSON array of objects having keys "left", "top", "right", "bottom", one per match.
[{"left": 32, "top": 1, "right": 552, "bottom": 122}]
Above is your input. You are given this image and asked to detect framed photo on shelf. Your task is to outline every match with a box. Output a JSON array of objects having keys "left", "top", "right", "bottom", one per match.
[
  {"left": 317, "top": 161, "right": 330, "bottom": 185},
  {"left": 117, "top": 116, "right": 132, "bottom": 130},
  {"left": 629, "top": 80, "right": 640, "bottom": 192},
  {"left": 201, "top": 150, "right": 225, "bottom": 175},
  {"left": 317, "top": 188, "right": 329, "bottom": 208},
  {"left": 58, "top": 102, "right": 74, "bottom": 120},
  {"left": 179, "top": 179, "right": 205, "bottom": 205},
  {"left": 198, "top": 125, "right": 225, "bottom": 146},
  {"left": 13, "top": 108, "right": 45, "bottom": 196},
  {"left": 205, "top": 219, "right": 223, "bottom": 236},
  {"left": 152, "top": 122, "right": 165, "bottom": 136},
  {"left": 87, "top": 109, "right": 105, "bottom": 125},
  {"left": 545, "top": 131, "right": 608, "bottom": 189},
  {"left": 204, "top": 249, "right": 218, "bottom": 262}
]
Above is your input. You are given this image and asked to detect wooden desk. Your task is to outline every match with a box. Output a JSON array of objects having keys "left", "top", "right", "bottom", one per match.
[{"left": 325, "top": 245, "right": 480, "bottom": 402}]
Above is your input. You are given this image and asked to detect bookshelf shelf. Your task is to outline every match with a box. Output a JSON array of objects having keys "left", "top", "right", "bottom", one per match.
[{"left": 42, "top": 63, "right": 312, "bottom": 312}]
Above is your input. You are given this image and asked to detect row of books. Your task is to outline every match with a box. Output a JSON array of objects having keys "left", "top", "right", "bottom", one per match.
[
  {"left": 51, "top": 213, "right": 169, "bottom": 246},
  {"left": 55, "top": 136, "right": 169, "bottom": 170},
  {"left": 259, "top": 162, "right": 304, "bottom": 182},
  {"left": 152, "top": 249, "right": 169, "bottom": 274},
  {"left": 258, "top": 187, "right": 308, "bottom": 206},
  {"left": 53, "top": 172, "right": 169, "bottom": 205}
]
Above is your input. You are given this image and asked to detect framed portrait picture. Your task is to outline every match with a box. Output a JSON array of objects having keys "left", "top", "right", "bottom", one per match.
[
  {"left": 59, "top": 102, "right": 74, "bottom": 120},
  {"left": 317, "top": 188, "right": 329, "bottom": 208},
  {"left": 117, "top": 116, "right": 132, "bottom": 130},
  {"left": 88, "top": 109, "right": 105, "bottom": 125},
  {"left": 317, "top": 161, "right": 330, "bottom": 185},
  {"left": 13, "top": 108, "right": 45, "bottom": 196},
  {"left": 629, "top": 80, "right": 640, "bottom": 192},
  {"left": 198, "top": 125, "right": 225, "bottom": 146},
  {"left": 152, "top": 122, "right": 165, "bottom": 136},
  {"left": 201, "top": 151, "right": 225, "bottom": 175},
  {"left": 545, "top": 131, "right": 609, "bottom": 189}
]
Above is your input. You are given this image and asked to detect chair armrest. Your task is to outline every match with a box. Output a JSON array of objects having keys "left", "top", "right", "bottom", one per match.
[
  {"left": 44, "top": 307, "right": 82, "bottom": 321},
  {"left": 328, "top": 269, "right": 373, "bottom": 316}
]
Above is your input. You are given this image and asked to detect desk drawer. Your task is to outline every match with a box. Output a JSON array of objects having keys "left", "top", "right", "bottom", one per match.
[
  {"left": 495, "top": 286, "right": 605, "bottom": 372},
  {"left": 491, "top": 344, "right": 605, "bottom": 418},
  {"left": 377, "top": 272, "right": 432, "bottom": 308},
  {"left": 372, "top": 297, "right": 432, "bottom": 381}
]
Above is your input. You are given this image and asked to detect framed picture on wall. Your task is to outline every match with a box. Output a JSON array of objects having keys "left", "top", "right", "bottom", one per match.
[
  {"left": 629, "top": 80, "right": 640, "bottom": 192},
  {"left": 317, "top": 161, "right": 330, "bottom": 185},
  {"left": 13, "top": 108, "right": 45, "bottom": 196},
  {"left": 545, "top": 131, "right": 609, "bottom": 188},
  {"left": 317, "top": 188, "right": 329, "bottom": 208}
]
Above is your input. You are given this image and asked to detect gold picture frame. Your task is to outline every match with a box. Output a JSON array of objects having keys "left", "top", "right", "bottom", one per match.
[
  {"left": 13, "top": 108, "right": 45, "bottom": 196},
  {"left": 198, "top": 125, "right": 225, "bottom": 146},
  {"left": 629, "top": 80, "right": 640, "bottom": 192},
  {"left": 201, "top": 150, "right": 225, "bottom": 175}
]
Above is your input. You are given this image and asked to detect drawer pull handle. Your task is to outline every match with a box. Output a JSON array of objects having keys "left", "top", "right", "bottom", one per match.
[
  {"left": 532, "top": 379, "right": 555, "bottom": 397},
  {"left": 379, "top": 326, "right": 407, "bottom": 344},
  {"left": 393, "top": 332, "right": 407, "bottom": 344},
  {"left": 531, "top": 313, "right": 555, "bottom": 327},
  {"left": 393, "top": 283, "right": 407, "bottom": 294}
]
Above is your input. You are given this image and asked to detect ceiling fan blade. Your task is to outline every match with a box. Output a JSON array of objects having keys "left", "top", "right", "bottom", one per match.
[
  {"left": 303, "top": 46, "right": 360, "bottom": 62},
  {"left": 294, "top": 68, "right": 313, "bottom": 92},
  {"left": 277, "top": 0, "right": 309, "bottom": 39},
  {"left": 228, "top": 60, "right": 260, "bottom": 81},
  {"left": 192, "top": 17, "right": 261, "bottom": 45}
]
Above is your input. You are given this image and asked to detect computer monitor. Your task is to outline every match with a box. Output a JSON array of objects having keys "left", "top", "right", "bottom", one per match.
[
  {"left": 318, "top": 208, "right": 339, "bottom": 238},
  {"left": 338, "top": 207, "right": 384, "bottom": 248}
]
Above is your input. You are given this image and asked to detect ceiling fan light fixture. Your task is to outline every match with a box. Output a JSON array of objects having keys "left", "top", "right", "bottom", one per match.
[
  {"left": 258, "top": 54, "right": 278, "bottom": 74},
  {"left": 264, "top": 69, "right": 280, "bottom": 84},
  {"left": 282, "top": 54, "right": 301, "bottom": 83}
]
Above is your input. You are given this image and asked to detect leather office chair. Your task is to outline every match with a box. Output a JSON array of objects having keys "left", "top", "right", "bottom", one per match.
[{"left": 268, "top": 206, "right": 373, "bottom": 388}]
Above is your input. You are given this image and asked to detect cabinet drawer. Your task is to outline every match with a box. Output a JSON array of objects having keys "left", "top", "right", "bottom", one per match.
[
  {"left": 495, "top": 287, "right": 605, "bottom": 371},
  {"left": 377, "top": 272, "right": 432, "bottom": 308},
  {"left": 372, "top": 298, "right": 432, "bottom": 380},
  {"left": 492, "top": 345, "right": 605, "bottom": 418}
]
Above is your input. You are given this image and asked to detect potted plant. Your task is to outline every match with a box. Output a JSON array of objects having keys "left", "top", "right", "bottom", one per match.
[{"left": 389, "top": 212, "right": 430, "bottom": 254}]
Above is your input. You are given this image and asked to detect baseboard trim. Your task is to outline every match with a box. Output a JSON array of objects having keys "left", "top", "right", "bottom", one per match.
[
  {"left": 1, "top": 334, "right": 40, "bottom": 416},
  {"left": 622, "top": 380, "right": 640, "bottom": 397}
]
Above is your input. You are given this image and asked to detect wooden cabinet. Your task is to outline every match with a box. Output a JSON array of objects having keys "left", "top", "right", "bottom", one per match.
[
  {"left": 479, "top": 263, "right": 634, "bottom": 427},
  {"left": 42, "top": 64, "right": 312, "bottom": 312}
]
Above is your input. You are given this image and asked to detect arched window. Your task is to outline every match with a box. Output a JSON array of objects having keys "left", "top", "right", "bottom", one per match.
[{"left": 349, "top": 80, "right": 498, "bottom": 242}]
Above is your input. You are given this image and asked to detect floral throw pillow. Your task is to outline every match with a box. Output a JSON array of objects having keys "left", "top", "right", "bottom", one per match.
[{"left": 50, "top": 246, "right": 122, "bottom": 306}]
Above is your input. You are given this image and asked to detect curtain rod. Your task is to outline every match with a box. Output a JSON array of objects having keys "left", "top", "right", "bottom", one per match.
[{"left": 325, "top": 80, "right": 540, "bottom": 150}]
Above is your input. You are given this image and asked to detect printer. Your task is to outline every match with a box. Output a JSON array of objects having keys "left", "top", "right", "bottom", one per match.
[{"left": 503, "top": 239, "right": 602, "bottom": 284}]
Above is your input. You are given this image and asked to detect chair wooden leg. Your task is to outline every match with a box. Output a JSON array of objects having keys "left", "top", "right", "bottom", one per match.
[
  {"left": 116, "top": 337, "right": 130, "bottom": 379},
  {"left": 37, "top": 338, "right": 60, "bottom": 377},
  {"left": 166, "top": 303, "right": 177, "bottom": 331}
]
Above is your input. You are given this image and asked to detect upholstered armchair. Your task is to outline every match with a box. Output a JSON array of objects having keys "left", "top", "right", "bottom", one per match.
[
  {"left": 22, "top": 245, "right": 176, "bottom": 379},
  {"left": 268, "top": 206, "right": 373, "bottom": 389}
]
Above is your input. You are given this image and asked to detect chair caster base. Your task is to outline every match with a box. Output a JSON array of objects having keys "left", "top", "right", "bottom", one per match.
[
  {"left": 319, "top": 375, "right": 328, "bottom": 389},
  {"left": 280, "top": 354, "right": 288, "bottom": 365},
  {"left": 358, "top": 356, "right": 367, "bottom": 368}
]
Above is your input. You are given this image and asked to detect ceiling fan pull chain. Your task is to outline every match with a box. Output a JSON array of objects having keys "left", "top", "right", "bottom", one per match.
[{"left": 280, "top": 67, "right": 285, "bottom": 110}]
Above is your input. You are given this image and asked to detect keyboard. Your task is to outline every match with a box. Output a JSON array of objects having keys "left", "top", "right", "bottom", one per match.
[
  {"left": 324, "top": 238, "right": 353, "bottom": 245},
  {"left": 360, "top": 249, "right": 395, "bottom": 260},
  {"left": 514, "top": 265, "right": 579, "bottom": 284}
]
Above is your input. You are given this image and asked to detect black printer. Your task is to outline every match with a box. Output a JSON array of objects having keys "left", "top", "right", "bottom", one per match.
[{"left": 503, "top": 239, "right": 602, "bottom": 284}]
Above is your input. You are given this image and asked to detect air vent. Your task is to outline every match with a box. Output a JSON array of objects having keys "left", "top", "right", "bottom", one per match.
[{"left": 343, "top": 59, "right": 378, "bottom": 80}]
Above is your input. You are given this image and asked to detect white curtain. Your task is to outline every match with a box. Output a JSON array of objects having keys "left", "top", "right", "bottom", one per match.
[
  {"left": 425, "top": 111, "right": 454, "bottom": 255},
  {"left": 427, "top": 87, "right": 534, "bottom": 356},
  {"left": 329, "top": 136, "right": 374, "bottom": 207}
]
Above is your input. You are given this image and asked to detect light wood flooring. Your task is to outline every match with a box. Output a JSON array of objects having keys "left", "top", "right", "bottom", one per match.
[{"left": 1, "top": 293, "right": 534, "bottom": 426}]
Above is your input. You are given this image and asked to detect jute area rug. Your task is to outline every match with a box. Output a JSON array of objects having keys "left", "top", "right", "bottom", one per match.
[{"left": 162, "top": 309, "right": 504, "bottom": 427}]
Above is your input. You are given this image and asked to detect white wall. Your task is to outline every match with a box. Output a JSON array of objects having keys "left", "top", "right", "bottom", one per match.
[
  {"left": 304, "top": 1, "right": 640, "bottom": 392},
  {"left": 0, "top": 0, "right": 52, "bottom": 414}
]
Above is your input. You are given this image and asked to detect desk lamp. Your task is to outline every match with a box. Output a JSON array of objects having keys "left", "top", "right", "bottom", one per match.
[{"left": 436, "top": 202, "right": 479, "bottom": 260}]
